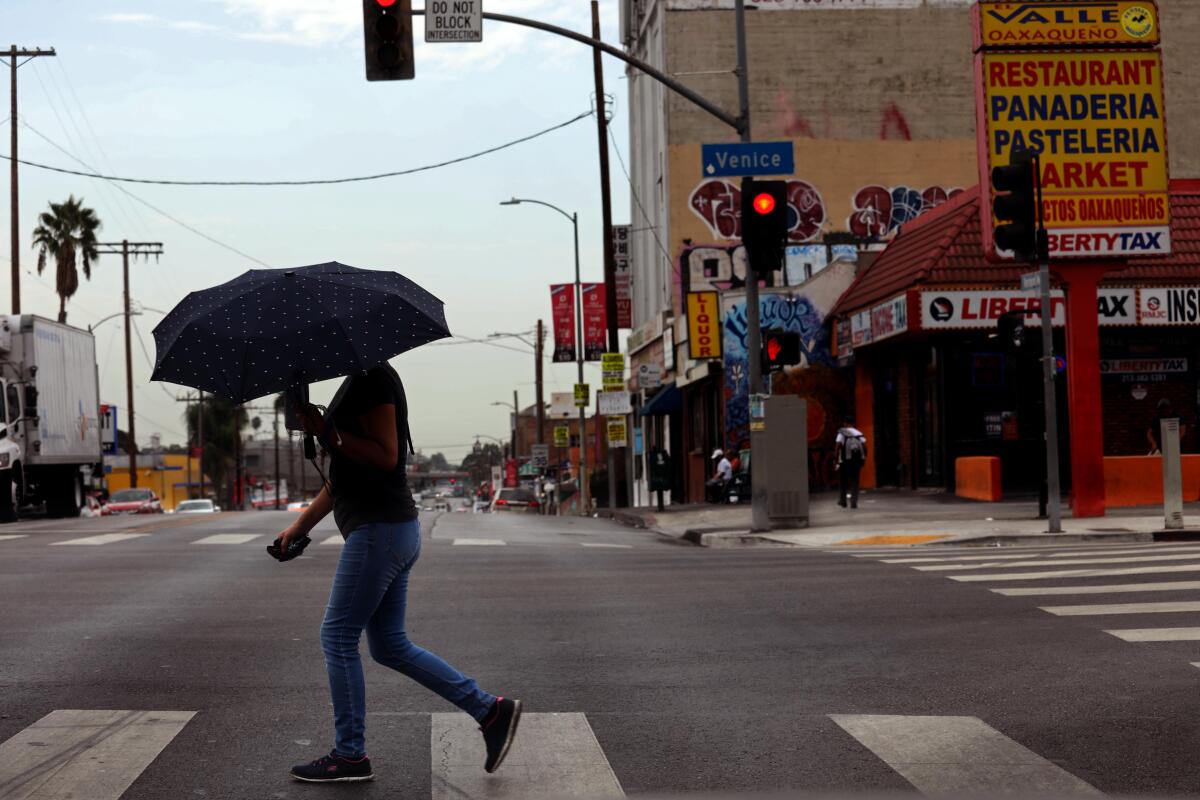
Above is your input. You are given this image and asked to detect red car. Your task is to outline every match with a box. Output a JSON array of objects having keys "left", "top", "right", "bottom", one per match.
[{"left": 103, "top": 488, "right": 164, "bottom": 515}]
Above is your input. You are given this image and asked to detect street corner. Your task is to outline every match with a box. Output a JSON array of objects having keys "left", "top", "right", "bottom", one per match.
[{"left": 833, "top": 534, "right": 953, "bottom": 546}]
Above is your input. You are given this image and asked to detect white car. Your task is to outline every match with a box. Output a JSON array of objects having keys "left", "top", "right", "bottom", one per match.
[
  {"left": 287, "top": 500, "right": 312, "bottom": 512},
  {"left": 175, "top": 499, "right": 220, "bottom": 514}
]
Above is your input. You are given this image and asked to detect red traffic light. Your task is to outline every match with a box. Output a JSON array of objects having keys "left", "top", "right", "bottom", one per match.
[
  {"left": 376, "top": 0, "right": 398, "bottom": 5},
  {"left": 752, "top": 192, "right": 776, "bottom": 215}
]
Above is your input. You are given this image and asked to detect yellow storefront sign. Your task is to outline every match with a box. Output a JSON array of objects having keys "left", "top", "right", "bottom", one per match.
[
  {"left": 686, "top": 291, "right": 722, "bottom": 360},
  {"left": 979, "top": 50, "right": 1169, "bottom": 258},
  {"left": 976, "top": 1, "right": 1159, "bottom": 48}
]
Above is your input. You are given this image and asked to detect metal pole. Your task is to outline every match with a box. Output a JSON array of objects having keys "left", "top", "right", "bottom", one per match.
[
  {"left": 536, "top": 319, "right": 546, "bottom": 446},
  {"left": 512, "top": 388, "right": 519, "bottom": 461},
  {"left": 186, "top": 393, "right": 193, "bottom": 499},
  {"left": 574, "top": 212, "right": 589, "bottom": 516},
  {"left": 122, "top": 240, "right": 137, "bottom": 488},
  {"left": 1035, "top": 153, "right": 1062, "bottom": 533},
  {"left": 274, "top": 404, "right": 280, "bottom": 510},
  {"left": 9, "top": 47, "right": 18, "bottom": 315},
  {"left": 197, "top": 390, "right": 204, "bottom": 499},
  {"left": 734, "top": 0, "right": 768, "bottom": 531}
]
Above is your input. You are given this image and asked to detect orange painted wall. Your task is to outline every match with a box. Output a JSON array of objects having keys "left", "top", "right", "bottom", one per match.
[{"left": 1104, "top": 455, "right": 1200, "bottom": 507}]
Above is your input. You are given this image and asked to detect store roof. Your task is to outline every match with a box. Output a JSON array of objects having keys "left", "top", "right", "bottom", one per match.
[{"left": 834, "top": 179, "right": 1200, "bottom": 316}]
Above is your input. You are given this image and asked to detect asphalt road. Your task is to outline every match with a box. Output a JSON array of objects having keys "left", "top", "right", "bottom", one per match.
[{"left": 3, "top": 508, "right": 1200, "bottom": 798}]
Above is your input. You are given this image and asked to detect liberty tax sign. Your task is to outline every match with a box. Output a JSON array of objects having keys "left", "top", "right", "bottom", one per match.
[{"left": 975, "top": 2, "right": 1169, "bottom": 259}]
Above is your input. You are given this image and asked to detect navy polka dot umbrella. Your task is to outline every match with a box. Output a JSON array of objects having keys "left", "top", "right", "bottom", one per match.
[{"left": 150, "top": 261, "right": 449, "bottom": 403}]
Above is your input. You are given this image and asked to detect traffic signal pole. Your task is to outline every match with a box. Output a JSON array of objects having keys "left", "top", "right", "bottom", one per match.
[
  {"left": 732, "top": 0, "right": 769, "bottom": 532},
  {"left": 1034, "top": 154, "right": 1063, "bottom": 533}
]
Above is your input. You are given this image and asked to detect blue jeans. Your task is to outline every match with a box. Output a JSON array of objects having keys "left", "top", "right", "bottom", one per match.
[{"left": 320, "top": 520, "right": 496, "bottom": 758}]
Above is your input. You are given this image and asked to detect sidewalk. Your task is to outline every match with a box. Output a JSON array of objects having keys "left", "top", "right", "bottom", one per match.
[{"left": 609, "top": 491, "right": 1200, "bottom": 548}]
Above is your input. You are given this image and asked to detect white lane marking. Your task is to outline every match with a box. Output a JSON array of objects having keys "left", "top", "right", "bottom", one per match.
[
  {"left": 950, "top": 563, "right": 1200, "bottom": 582},
  {"left": 1106, "top": 628, "right": 1200, "bottom": 642},
  {"left": 829, "top": 714, "right": 1099, "bottom": 797},
  {"left": 581, "top": 543, "right": 633, "bottom": 549},
  {"left": 50, "top": 533, "right": 150, "bottom": 546},
  {"left": 0, "top": 535, "right": 27, "bottom": 542},
  {"left": 1192, "top": 662, "right": 1200, "bottom": 669},
  {"left": 191, "top": 534, "right": 260, "bottom": 545},
  {"left": 0, "top": 709, "right": 195, "bottom": 800},
  {"left": 431, "top": 711, "right": 625, "bottom": 799},
  {"left": 1042, "top": 601, "right": 1200, "bottom": 616},
  {"left": 994, "top": 581, "right": 1200, "bottom": 596},
  {"left": 320, "top": 534, "right": 344, "bottom": 546},
  {"left": 917, "top": 552, "right": 1200, "bottom": 572},
  {"left": 452, "top": 539, "right": 507, "bottom": 546},
  {"left": 1047, "top": 545, "right": 1200, "bottom": 559},
  {"left": 882, "top": 554, "right": 1029, "bottom": 564}
]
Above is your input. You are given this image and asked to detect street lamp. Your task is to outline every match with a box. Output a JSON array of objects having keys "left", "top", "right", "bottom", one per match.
[
  {"left": 501, "top": 197, "right": 589, "bottom": 516},
  {"left": 88, "top": 310, "right": 141, "bottom": 333}
]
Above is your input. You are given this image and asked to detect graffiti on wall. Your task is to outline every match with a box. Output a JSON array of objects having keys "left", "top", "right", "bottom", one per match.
[
  {"left": 682, "top": 243, "right": 858, "bottom": 294},
  {"left": 847, "top": 185, "right": 964, "bottom": 238},
  {"left": 689, "top": 179, "right": 826, "bottom": 243},
  {"left": 722, "top": 293, "right": 833, "bottom": 455}
]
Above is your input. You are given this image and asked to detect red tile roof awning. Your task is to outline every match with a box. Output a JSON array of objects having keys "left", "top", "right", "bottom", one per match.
[{"left": 834, "top": 179, "right": 1200, "bottom": 317}]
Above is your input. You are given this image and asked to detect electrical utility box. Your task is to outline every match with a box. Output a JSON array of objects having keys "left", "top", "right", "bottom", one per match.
[{"left": 763, "top": 394, "right": 808, "bottom": 529}]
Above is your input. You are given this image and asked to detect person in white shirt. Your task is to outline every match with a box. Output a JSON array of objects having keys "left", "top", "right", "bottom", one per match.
[
  {"left": 706, "top": 448, "right": 734, "bottom": 503},
  {"left": 835, "top": 418, "right": 868, "bottom": 509}
]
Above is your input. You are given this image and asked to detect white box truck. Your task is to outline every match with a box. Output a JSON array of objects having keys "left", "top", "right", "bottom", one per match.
[{"left": 0, "top": 315, "right": 102, "bottom": 520}]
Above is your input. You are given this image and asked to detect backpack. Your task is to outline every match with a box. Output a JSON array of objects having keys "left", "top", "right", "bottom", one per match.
[{"left": 842, "top": 430, "right": 866, "bottom": 464}]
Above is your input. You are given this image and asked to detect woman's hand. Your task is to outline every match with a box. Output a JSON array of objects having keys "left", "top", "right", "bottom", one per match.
[
  {"left": 297, "top": 403, "right": 325, "bottom": 437},
  {"left": 276, "top": 521, "right": 305, "bottom": 553}
]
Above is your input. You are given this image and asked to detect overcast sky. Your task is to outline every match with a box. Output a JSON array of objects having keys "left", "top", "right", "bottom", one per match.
[{"left": 4, "top": 0, "right": 630, "bottom": 460}]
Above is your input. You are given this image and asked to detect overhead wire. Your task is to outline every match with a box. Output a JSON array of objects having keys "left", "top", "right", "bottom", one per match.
[
  {"left": 608, "top": 124, "right": 679, "bottom": 278},
  {"left": 1, "top": 110, "right": 596, "bottom": 187}
]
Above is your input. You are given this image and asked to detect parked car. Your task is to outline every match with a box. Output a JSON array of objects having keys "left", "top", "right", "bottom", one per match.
[
  {"left": 175, "top": 499, "right": 219, "bottom": 514},
  {"left": 491, "top": 487, "right": 540, "bottom": 513},
  {"left": 286, "top": 499, "right": 312, "bottom": 512},
  {"left": 103, "top": 488, "right": 164, "bottom": 515}
]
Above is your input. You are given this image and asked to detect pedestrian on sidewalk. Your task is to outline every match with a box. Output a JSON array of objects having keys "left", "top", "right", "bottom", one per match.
[
  {"left": 835, "top": 418, "right": 867, "bottom": 509},
  {"left": 275, "top": 362, "right": 521, "bottom": 784},
  {"left": 1147, "top": 398, "right": 1186, "bottom": 454},
  {"left": 706, "top": 448, "right": 733, "bottom": 503}
]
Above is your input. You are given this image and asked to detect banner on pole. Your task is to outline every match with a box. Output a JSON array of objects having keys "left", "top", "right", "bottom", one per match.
[
  {"left": 612, "top": 225, "right": 632, "bottom": 329},
  {"left": 550, "top": 284, "right": 576, "bottom": 363},
  {"left": 581, "top": 283, "right": 607, "bottom": 361}
]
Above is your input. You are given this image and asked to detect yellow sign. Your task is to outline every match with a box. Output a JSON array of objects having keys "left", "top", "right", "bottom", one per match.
[
  {"left": 980, "top": 50, "right": 1169, "bottom": 258},
  {"left": 600, "top": 353, "right": 625, "bottom": 371},
  {"left": 686, "top": 291, "right": 722, "bottom": 360},
  {"left": 606, "top": 417, "right": 627, "bottom": 448},
  {"left": 574, "top": 383, "right": 589, "bottom": 407},
  {"left": 554, "top": 426, "right": 570, "bottom": 448},
  {"left": 976, "top": 2, "right": 1159, "bottom": 48}
]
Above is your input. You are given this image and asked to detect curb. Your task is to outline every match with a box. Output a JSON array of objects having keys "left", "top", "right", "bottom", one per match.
[
  {"left": 931, "top": 531, "right": 1155, "bottom": 547},
  {"left": 682, "top": 527, "right": 805, "bottom": 548}
]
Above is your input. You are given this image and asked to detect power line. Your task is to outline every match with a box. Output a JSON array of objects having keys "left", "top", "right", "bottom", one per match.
[
  {"left": 607, "top": 124, "right": 679, "bottom": 277},
  {"left": 2, "top": 110, "right": 595, "bottom": 187},
  {"left": 20, "top": 120, "right": 272, "bottom": 268}
]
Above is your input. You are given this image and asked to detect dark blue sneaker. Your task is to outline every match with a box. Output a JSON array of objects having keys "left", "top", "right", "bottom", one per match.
[
  {"left": 290, "top": 751, "right": 374, "bottom": 783},
  {"left": 480, "top": 697, "right": 522, "bottom": 773}
]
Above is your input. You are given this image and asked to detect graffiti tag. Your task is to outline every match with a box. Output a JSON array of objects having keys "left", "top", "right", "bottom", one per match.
[
  {"left": 689, "top": 179, "right": 826, "bottom": 243},
  {"left": 847, "top": 185, "right": 963, "bottom": 238}
]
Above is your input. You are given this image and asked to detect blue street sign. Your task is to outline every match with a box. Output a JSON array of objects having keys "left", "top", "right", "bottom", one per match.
[{"left": 701, "top": 141, "right": 794, "bottom": 178}]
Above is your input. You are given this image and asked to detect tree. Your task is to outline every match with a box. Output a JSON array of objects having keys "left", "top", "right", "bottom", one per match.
[
  {"left": 185, "top": 395, "right": 247, "bottom": 506},
  {"left": 460, "top": 442, "right": 502, "bottom": 487},
  {"left": 429, "top": 452, "right": 450, "bottom": 471},
  {"left": 31, "top": 195, "right": 101, "bottom": 324}
]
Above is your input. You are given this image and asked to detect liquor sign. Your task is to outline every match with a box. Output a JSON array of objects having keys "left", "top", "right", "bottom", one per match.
[
  {"left": 549, "top": 284, "right": 576, "bottom": 363},
  {"left": 975, "top": 2, "right": 1169, "bottom": 260},
  {"left": 612, "top": 225, "right": 632, "bottom": 329},
  {"left": 686, "top": 291, "right": 722, "bottom": 360},
  {"left": 581, "top": 283, "right": 607, "bottom": 361}
]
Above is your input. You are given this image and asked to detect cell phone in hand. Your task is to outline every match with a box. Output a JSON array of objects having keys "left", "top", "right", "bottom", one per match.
[{"left": 283, "top": 383, "right": 309, "bottom": 432}]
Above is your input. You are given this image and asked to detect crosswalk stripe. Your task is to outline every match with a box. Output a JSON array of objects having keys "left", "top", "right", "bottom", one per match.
[
  {"left": 0, "top": 535, "right": 27, "bottom": 542},
  {"left": 950, "top": 563, "right": 1200, "bottom": 582},
  {"left": 1105, "top": 627, "right": 1200, "bottom": 642},
  {"left": 0, "top": 709, "right": 195, "bottom": 800},
  {"left": 452, "top": 539, "right": 507, "bottom": 546},
  {"left": 320, "top": 534, "right": 344, "bottom": 546},
  {"left": 1042, "top": 601, "right": 1200, "bottom": 616},
  {"left": 50, "top": 533, "right": 150, "bottom": 546},
  {"left": 431, "top": 711, "right": 624, "bottom": 799},
  {"left": 994, "top": 581, "right": 1200, "bottom": 596},
  {"left": 829, "top": 714, "right": 1099, "bottom": 796},
  {"left": 917, "top": 552, "right": 1200, "bottom": 572},
  {"left": 882, "top": 554, "right": 1029, "bottom": 564},
  {"left": 191, "top": 534, "right": 260, "bottom": 545},
  {"left": 1047, "top": 544, "right": 1200, "bottom": 559},
  {"left": 581, "top": 543, "right": 633, "bottom": 549}
]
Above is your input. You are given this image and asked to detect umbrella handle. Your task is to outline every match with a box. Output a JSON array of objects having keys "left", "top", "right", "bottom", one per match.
[{"left": 304, "top": 434, "right": 317, "bottom": 461}]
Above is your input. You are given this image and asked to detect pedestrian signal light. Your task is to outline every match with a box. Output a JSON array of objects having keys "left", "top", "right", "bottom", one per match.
[
  {"left": 991, "top": 149, "right": 1039, "bottom": 263},
  {"left": 363, "top": 0, "right": 414, "bottom": 81},
  {"left": 761, "top": 329, "right": 801, "bottom": 374},
  {"left": 741, "top": 179, "right": 788, "bottom": 273}
]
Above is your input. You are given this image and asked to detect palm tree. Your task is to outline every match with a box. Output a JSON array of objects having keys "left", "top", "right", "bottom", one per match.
[{"left": 31, "top": 195, "right": 101, "bottom": 323}]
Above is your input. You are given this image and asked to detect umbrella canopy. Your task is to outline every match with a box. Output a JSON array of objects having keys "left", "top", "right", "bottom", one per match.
[{"left": 151, "top": 261, "right": 449, "bottom": 403}]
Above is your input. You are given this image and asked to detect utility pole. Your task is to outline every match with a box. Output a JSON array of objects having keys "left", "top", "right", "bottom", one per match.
[
  {"left": 591, "top": 1, "right": 621, "bottom": 513},
  {"left": 197, "top": 391, "right": 204, "bottom": 499},
  {"left": 97, "top": 240, "right": 162, "bottom": 488},
  {"left": 1034, "top": 154, "right": 1063, "bottom": 533},
  {"left": 3, "top": 46, "right": 55, "bottom": 315},
  {"left": 274, "top": 402, "right": 281, "bottom": 511},
  {"left": 512, "top": 388, "right": 519, "bottom": 463},
  {"left": 536, "top": 319, "right": 546, "bottom": 446}
]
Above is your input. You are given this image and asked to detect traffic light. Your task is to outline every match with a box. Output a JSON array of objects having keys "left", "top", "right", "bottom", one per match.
[
  {"left": 991, "top": 149, "right": 1038, "bottom": 263},
  {"left": 741, "top": 179, "right": 788, "bottom": 272},
  {"left": 761, "top": 329, "right": 801, "bottom": 374},
  {"left": 996, "top": 309, "right": 1025, "bottom": 350},
  {"left": 363, "top": 0, "right": 414, "bottom": 81}
]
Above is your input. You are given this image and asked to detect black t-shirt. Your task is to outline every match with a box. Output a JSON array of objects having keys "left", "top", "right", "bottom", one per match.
[{"left": 325, "top": 364, "right": 417, "bottom": 535}]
